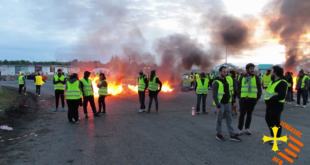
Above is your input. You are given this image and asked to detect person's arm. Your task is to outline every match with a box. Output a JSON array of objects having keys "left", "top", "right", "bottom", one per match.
[
  {"left": 303, "top": 78, "right": 309, "bottom": 90},
  {"left": 212, "top": 81, "right": 221, "bottom": 108},
  {"left": 256, "top": 75, "right": 262, "bottom": 101},
  {"left": 195, "top": 80, "right": 198, "bottom": 91},
  {"left": 34, "top": 77, "right": 36, "bottom": 83},
  {"left": 270, "top": 81, "right": 288, "bottom": 102},
  {"left": 144, "top": 76, "right": 148, "bottom": 90},
  {"left": 23, "top": 77, "right": 26, "bottom": 85},
  {"left": 237, "top": 76, "right": 242, "bottom": 99},
  {"left": 53, "top": 77, "right": 57, "bottom": 84},
  {"left": 80, "top": 81, "right": 84, "bottom": 96},
  {"left": 59, "top": 77, "right": 66, "bottom": 84},
  {"left": 156, "top": 78, "right": 162, "bottom": 91}
]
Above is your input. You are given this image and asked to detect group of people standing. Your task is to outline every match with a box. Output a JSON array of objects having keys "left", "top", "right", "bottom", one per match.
[{"left": 193, "top": 63, "right": 290, "bottom": 144}]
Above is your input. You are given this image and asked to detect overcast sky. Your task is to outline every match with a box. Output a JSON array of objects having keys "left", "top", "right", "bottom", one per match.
[{"left": 0, "top": 0, "right": 287, "bottom": 67}]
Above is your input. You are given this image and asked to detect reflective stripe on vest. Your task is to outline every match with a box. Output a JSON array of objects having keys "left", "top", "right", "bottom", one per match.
[
  {"left": 80, "top": 78, "right": 93, "bottom": 96},
  {"left": 263, "top": 74, "right": 271, "bottom": 87},
  {"left": 149, "top": 76, "right": 159, "bottom": 91},
  {"left": 98, "top": 80, "right": 107, "bottom": 96},
  {"left": 138, "top": 76, "right": 146, "bottom": 91},
  {"left": 54, "top": 75, "right": 65, "bottom": 90},
  {"left": 264, "top": 79, "right": 288, "bottom": 103},
  {"left": 18, "top": 76, "right": 24, "bottom": 85},
  {"left": 213, "top": 80, "right": 225, "bottom": 106},
  {"left": 241, "top": 76, "right": 258, "bottom": 98},
  {"left": 196, "top": 78, "right": 209, "bottom": 94},
  {"left": 66, "top": 81, "right": 82, "bottom": 100}
]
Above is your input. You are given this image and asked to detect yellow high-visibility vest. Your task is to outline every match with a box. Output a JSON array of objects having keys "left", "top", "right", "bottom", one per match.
[{"left": 264, "top": 79, "right": 288, "bottom": 103}]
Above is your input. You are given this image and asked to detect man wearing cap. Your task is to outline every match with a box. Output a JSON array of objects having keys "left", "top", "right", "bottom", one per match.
[
  {"left": 262, "top": 69, "right": 272, "bottom": 90},
  {"left": 80, "top": 71, "right": 100, "bottom": 118},
  {"left": 53, "top": 69, "right": 66, "bottom": 112},
  {"left": 295, "top": 70, "right": 309, "bottom": 108},
  {"left": 138, "top": 69, "right": 148, "bottom": 113},
  {"left": 195, "top": 72, "right": 209, "bottom": 114}
]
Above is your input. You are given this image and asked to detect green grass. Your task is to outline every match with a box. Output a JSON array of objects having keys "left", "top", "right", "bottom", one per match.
[{"left": 0, "top": 89, "right": 18, "bottom": 111}]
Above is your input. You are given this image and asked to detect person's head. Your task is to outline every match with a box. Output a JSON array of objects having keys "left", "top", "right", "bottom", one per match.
[
  {"left": 271, "top": 66, "right": 284, "bottom": 80},
  {"left": 57, "top": 69, "right": 62, "bottom": 75},
  {"left": 246, "top": 63, "right": 255, "bottom": 76},
  {"left": 218, "top": 66, "right": 227, "bottom": 78},
  {"left": 70, "top": 73, "right": 78, "bottom": 79},
  {"left": 299, "top": 70, "right": 304, "bottom": 77},
  {"left": 84, "top": 71, "right": 91, "bottom": 78},
  {"left": 200, "top": 72, "right": 206, "bottom": 78},
  {"left": 285, "top": 71, "right": 290, "bottom": 77},
  {"left": 100, "top": 73, "right": 106, "bottom": 80},
  {"left": 37, "top": 72, "right": 41, "bottom": 75},
  {"left": 191, "top": 72, "right": 193, "bottom": 75},
  {"left": 229, "top": 70, "right": 236, "bottom": 78},
  {"left": 21, "top": 73, "right": 25, "bottom": 76},
  {"left": 267, "top": 69, "right": 271, "bottom": 73},
  {"left": 139, "top": 69, "right": 143, "bottom": 75}
]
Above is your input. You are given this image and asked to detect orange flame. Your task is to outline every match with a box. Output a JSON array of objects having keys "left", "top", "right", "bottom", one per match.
[
  {"left": 91, "top": 76, "right": 123, "bottom": 97},
  {"left": 293, "top": 76, "right": 297, "bottom": 90},
  {"left": 127, "top": 81, "right": 174, "bottom": 93},
  {"left": 162, "top": 81, "right": 174, "bottom": 92}
]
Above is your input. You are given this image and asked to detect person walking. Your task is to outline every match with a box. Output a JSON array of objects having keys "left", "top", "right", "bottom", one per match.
[
  {"left": 213, "top": 66, "right": 241, "bottom": 142},
  {"left": 66, "top": 73, "right": 82, "bottom": 124},
  {"left": 264, "top": 66, "right": 288, "bottom": 145},
  {"left": 137, "top": 70, "right": 148, "bottom": 113},
  {"left": 97, "top": 73, "right": 108, "bottom": 113},
  {"left": 18, "top": 73, "right": 27, "bottom": 95},
  {"left": 236, "top": 63, "right": 262, "bottom": 136},
  {"left": 147, "top": 70, "right": 162, "bottom": 114},
  {"left": 295, "top": 70, "right": 309, "bottom": 108},
  {"left": 53, "top": 69, "right": 66, "bottom": 112},
  {"left": 34, "top": 72, "right": 45, "bottom": 97},
  {"left": 285, "top": 71, "right": 293, "bottom": 104},
  {"left": 80, "top": 71, "right": 100, "bottom": 118},
  {"left": 195, "top": 72, "right": 209, "bottom": 114}
]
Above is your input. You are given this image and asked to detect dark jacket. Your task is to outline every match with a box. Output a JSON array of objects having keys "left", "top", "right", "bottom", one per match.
[
  {"left": 237, "top": 74, "right": 262, "bottom": 101},
  {"left": 212, "top": 76, "right": 235, "bottom": 108},
  {"left": 265, "top": 76, "right": 288, "bottom": 110},
  {"left": 286, "top": 76, "right": 293, "bottom": 91}
]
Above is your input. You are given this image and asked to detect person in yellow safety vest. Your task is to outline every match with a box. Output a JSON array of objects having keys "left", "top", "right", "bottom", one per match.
[
  {"left": 229, "top": 70, "right": 238, "bottom": 115},
  {"left": 195, "top": 72, "right": 209, "bottom": 114},
  {"left": 80, "top": 71, "right": 100, "bottom": 118},
  {"left": 212, "top": 66, "right": 241, "bottom": 141},
  {"left": 147, "top": 70, "right": 162, "bottom": 114},
  {"left": 53, "top": 69, "right": 66, "bottom": 112},
  {"left": 190, "top": 72, "right": 194, "bottom": 88},
  {"left": 137, "top": 69, "right": 149, "bottom": 113},
  {"left": 34, "top": 72, "right": 45, "bottom": 97},
  {"left": 195, "top": 72, "right": 199, "bottom": 80},
  {"left": 262, "top": 69, "right": 272, "bottom": 89},
  {"left": 236, "top": 63, "right": 262, "bottom": 136},
  {"left": 285, "top": 71, "right": 293, "bottom": 103},
  {"left": 97, "top": 73, "right": 108, "bottom": 113},
  {"left": 208, "top": 73, "right": 214, "bottom": 89},
  {"left": 264, "top": 66, "right": 288, "bottom": 142},
  {"left": 18, "top": 73, "right": 27, "bottom": 95},
  {"left": 66, "top": 73, "right": 83, "bottom": 123},
  {"left": 295, "top": 69, "right": 309, "bottom": 108}
]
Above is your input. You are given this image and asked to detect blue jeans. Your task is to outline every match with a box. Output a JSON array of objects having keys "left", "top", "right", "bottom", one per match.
[
  {"left": 196, "top": 94, "right": 207, "bottom": 112},
  {"left": 286, "top": 90, "right": 291, "bottom": 102},
  {"left": 297, "top": 89, "right": 307, "bottom": 105},
  {"left": 148, "top": 94, "right": 158, "bottom": 109},
  {"left": 216, "top": 103, "right": 235, "bottom": 136}
]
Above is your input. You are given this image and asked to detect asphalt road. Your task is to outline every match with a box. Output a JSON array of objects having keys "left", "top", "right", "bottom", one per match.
[{"left": 1, "top": 80, "right": 310, "bottom": 165}]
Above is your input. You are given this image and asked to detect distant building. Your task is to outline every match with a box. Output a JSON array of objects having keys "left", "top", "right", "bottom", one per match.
[{"left": 0, "top": 65, "right": 80, "bottom": 75}]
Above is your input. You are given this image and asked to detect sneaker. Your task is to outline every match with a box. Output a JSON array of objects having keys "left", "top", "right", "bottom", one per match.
[
  {"left": 74, "top": 121, "right": 79, "bottom": 124},
  {"left": 216, "top": 134, "right": 225, "bottom": 141},
  {"left": 302, "top": 105, "right": 306, "bottom": 108},
  {"left": 236, "top": 129, "right": 243, "bottom": 136},
  {"left": 94, "top": 113, "right": 101, "bottom": 116},
  {"left": 295, "top": 104, "right": 300, "bottom": 107},
  {"left": 270, "top": 140, "right": 281, "bottom": 145},
  {"left": 142, "top": 109, "right": 146, "bottom": 112},
  {"left": 62, "top": 108, "right": 66, "bottom": 111},
  {"left": 85, "top": 114, "right": 88, "bottom": 118},
  {"left": 203, "top": 111, "right": 208, "bottom": 114},
  {"left": 230, "top": 135, "right": 242, "bottom": 142},
  {"left": 53, "top": 108, "right": 58, "bottom": 112},
  {"left": 138, "top": 109, "right": 144, "bottom": 113},
  {"left": 244, "top": 129, "right": 251, "bottom": 135}
]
